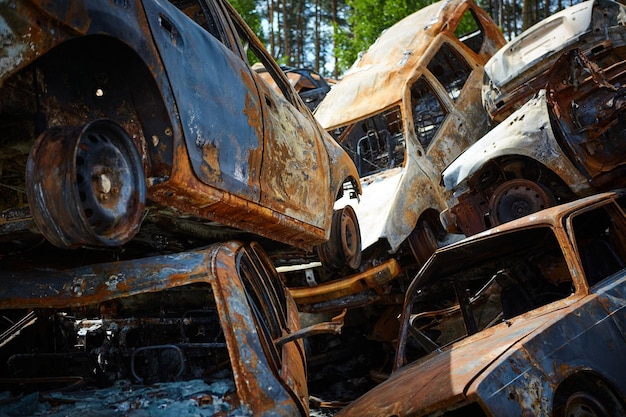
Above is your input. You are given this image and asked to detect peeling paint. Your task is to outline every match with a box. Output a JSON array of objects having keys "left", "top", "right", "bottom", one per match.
[{"left": 442, "top": 0, "right": 626, "bottom": 236}]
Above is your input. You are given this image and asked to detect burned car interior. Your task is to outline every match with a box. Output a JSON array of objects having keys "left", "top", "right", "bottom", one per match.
[
  {"left": 331, "top": 36, "right": 478, "bottom": 178},
  {"left": 331, "top": 107, "right": 406, "bottom": 177},
  {"left": 0, "top": 241, "right": 309, "bottom": 415},
  {"left": 400, "top": 202, "right": 626, "bottom": 365}
]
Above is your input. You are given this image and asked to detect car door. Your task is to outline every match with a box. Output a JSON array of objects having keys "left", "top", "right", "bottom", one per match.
[
  {"left": 143, "top": 0, "right": 263, "bottom": 202},
  {"left": 570, "top": 202, "right": 626, "bottom": 339},
  {"left": 238, "top": 241, "right": 308, "bottom": 415},
  {"left": 409, "top": 38, "right": 489, "bottom": 180},
  {"left": 232, "top": 28, "right": 331, "bottom": 228}
]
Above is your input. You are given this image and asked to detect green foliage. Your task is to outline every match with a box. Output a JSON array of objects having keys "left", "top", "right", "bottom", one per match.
[
  {"left": 334, "top": 0, "right": 434, "bottom": 73},
  {"left": 231, "top": 0, "right": 262, "bottom": 36},
  {"left": 230, "top": 0, "right": 263, "bottom": 64}
]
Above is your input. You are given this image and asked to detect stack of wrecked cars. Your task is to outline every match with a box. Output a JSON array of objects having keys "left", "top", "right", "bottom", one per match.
[
  {"left": 286, "top": 0, "right": 506, "bottom": 314},
  {"left": 333, "top": 1, "right": 626, "bottom": 413},
  {"left": 338, "top": 190, "right": 626, "bottom": 417},
  {"left": 0, "top": 0, "right": 362, "bottom": 414},
  {"left": 442, "top": 0, "right": 626, "bottom": 236}
]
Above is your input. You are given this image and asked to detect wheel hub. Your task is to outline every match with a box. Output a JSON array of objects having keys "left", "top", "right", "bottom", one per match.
[
  {"left": 26, "top": 119, "right": 146, "bottom": 248},
  {"left": 489, "top": 179, "right": 556, "bottom": 226}
]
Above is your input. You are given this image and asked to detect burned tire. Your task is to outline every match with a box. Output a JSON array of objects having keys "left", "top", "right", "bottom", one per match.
[
  {"left": 488, "top": 179, "right": 555, "bottom": 227},
  {"left": 408, "top": 218, "right": 439, "bottom": 268},
  {"left": 318, "top": 205, "right": 362, "bottom": 271},
  {"left": 26, "top": 119, "right": 146, "bottom": 248},
  {"left": 563, "top": 385, "right": 626, "bottom": 417}
]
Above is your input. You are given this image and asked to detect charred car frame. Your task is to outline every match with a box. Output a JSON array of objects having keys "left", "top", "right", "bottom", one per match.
[
  {"left": 285, "top": 0, "right": 505, "bottom": 313},
  {"left": 0, "top": 241, "right": 315, "bottom": 416},
  {"left": 337, "top": 190, "right": 626, "bottom": 417},
  {"left": 442, "top": 0, "right": 626, "bottom": 236}
]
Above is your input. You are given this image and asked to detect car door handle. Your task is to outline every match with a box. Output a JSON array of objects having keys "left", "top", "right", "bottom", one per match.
[{"left": 158, "top": 14, "right": 183, "bottom": 47}]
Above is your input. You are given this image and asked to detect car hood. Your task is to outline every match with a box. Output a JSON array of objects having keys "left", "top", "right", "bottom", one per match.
[{"left": 336, "top": 305, "right": 574, "bottom": 417}]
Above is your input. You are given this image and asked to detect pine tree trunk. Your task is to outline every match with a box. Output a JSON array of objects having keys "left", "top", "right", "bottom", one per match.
[
  {"left": 267, "top": 0, "right": 275, "bottom": 56},
  {"left": 282, "top": 0, "right": 290, "bottom": 64},
  {"left": 315, "top": 0, "right": 320, "bottom": 72},
  {"left": 332, "top": 0, "right": 338, "bottom": 79},
  {"left": 522, "top": 0, "right": 533, "bottom": 31}
]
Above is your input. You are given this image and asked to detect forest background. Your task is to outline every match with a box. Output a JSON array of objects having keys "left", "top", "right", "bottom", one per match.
[{"left": 231, "top": 0, "right": 587, "bottom": 79}]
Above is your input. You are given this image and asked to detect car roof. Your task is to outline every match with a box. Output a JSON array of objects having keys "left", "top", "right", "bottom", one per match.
[
  {"left": 0, "top": 243, "right": 228, "bottom": 309},
  {"left": 315, "top": 0, "right": 477, "bottom": 129}
]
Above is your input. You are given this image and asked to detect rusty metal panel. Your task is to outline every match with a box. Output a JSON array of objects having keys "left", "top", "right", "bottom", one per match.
[
  {"left": 289, "top": 258, "right": 401, "bottom": 306},
  {"left": 0, "top": 241, "right": 309, "bottom": 416},
  {"left": 144, "top": 0, "right": 264, "bottom": 202},
  {"left": 315, "top": 0, "right": 504, "bottom": 130}
]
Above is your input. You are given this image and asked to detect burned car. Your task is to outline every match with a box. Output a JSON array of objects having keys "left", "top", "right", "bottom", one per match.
[
  {"left": 254, "top": 64, "right": 332, "bottom": 111},
  {"left": 281, "top": 66, "right": 333, "bottom": 111},
  {"left": 287, "top": 0, "right": 505, "bottom": 311},
  {"left": 482, "top": 0, "right": 626, "bottom": 123},
  {"left": 0, "top": 241, "right": 313, "bottom": 416},
  {"left": 0, "top": 0, "right": 361, "bottom": 271},
  {"left": 442, "top": 0, "right": 626, "bottom": 236},
  {"left": 337, "top": 190, "right": 626, "bottom": 417}
]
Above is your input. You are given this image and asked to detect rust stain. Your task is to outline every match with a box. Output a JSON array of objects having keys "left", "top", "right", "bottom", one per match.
[{"left": 289, "top": 258, "right": 401, "bottom": 305}]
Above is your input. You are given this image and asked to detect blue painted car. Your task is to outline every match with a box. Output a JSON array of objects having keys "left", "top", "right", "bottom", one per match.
[{"left": 0, "top": 0, "right": 361, "bottom": 270}]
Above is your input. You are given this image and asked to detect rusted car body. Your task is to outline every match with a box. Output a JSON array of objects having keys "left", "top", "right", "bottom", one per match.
[
  {"left": 0, "top": 241, "right": 310, "bottom": 416},
  {"left": 0, "top": 0, "right": 361, "bottom": 270},
  {"left": 318, "top": 0, "right": 505, "bottom": 259},
  {"left": 289, "top": 0, "right": 505, "bottom": 311},
  {"left": 483, "top": 0, "right": 626, "bottom": 123},
  {"left": 442, "top": 0, "right": 626, "bottom": 236},
  {"left": 337, "top": 190, "right": 626, "bottom": 417}
]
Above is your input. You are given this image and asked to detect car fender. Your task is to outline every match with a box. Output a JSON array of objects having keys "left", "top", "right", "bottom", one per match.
[{"left": 442, "top": 90, "right": 591, "bottom": 195}]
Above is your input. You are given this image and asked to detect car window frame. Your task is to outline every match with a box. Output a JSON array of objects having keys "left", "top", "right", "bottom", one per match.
[
  {"left": 567, "top": 201, "right": 626, "bottom": 289},
  {"left": 409, "top": 75, "right": 449, "bottom": 150},
  {"left": 426, "top": 41, "right": 474, "bottom": 102},
  {"left": 167, "top": 0, "right": 242, "bottom": 55},
  {"left": 237, "top": 246, "right": 291, "bottom": 373},
  {"left": 452, "top": 6, "right": 487, "bottom": 55},
  {"left": 395, "top": 225, "right": 574, "bottom": 370},
  {"left": 223, "top": 0, "right": 301, "bottom": 106}
]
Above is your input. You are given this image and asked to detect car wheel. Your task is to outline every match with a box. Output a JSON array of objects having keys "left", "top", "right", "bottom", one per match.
[
  {"left": 564, "top": 389, "right": 626, "bottom": 417},
  {"left": 488, "top": 179, "right": 555, "bottom": 226},
  {"left": 26, "top": 119, "right": 146, "bottom": 248},
  {"left": 408, "top": 218, "right": 439, "bottom": 268},
  {"left": 318, "top": 205, "right": 362, "bottom": 271}
]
